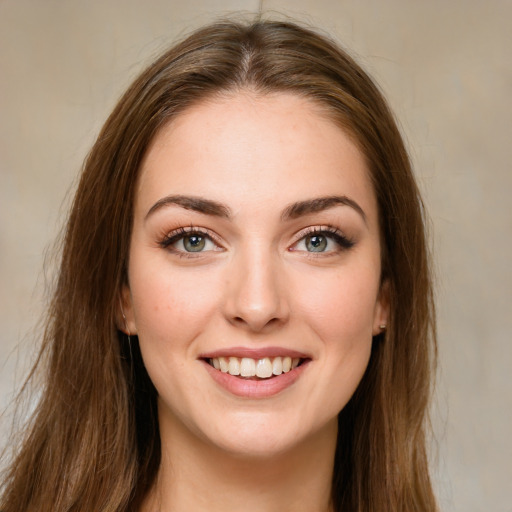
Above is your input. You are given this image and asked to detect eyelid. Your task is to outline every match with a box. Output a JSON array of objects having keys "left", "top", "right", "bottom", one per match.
[
  {"left": 289, "top": 225, "right": 355, "bottom": 251},
  {"left": 159, "top": 226, "right": 224, "bottom": 251}
]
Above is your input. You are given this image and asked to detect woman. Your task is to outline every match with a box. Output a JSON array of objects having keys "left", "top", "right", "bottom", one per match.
[{"left": 0, "top": 19, "right": 437, "bottom": 511}]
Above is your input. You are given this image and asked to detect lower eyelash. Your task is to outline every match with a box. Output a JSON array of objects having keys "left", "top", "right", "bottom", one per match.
[
  {"left": 303, "top": 227, "right": 355, "bottom": 250},
  {"left": 158, "top": 226, "right": 354, "bottom": 253},
  {"left": 159, "top": 227, "right": 212, "bottom": 249},
  {"left": 326, "top": 231, "right": 355, "bottom": 250}
]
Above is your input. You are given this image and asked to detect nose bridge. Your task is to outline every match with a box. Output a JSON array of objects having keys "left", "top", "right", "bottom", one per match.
[{"left": 224, "top": 241, "right": 288, "bottom": 331}]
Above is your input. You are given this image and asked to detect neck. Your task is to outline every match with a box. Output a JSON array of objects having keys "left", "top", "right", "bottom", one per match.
[{"left": 142, "top": 410, "right": 337, "bottom": 512}]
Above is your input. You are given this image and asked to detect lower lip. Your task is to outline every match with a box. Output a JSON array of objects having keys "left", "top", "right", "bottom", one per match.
[{"left": 202, "top": 360, "right": 310, "bottom": 398}]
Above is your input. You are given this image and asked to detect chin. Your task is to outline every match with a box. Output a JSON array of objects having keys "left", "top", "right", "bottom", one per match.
[
  {"left": 212, "top": 432, "right": 295, "bottom": 460},
  {"left": 196, "top": 410, "right": 338, "bottom": 461}
]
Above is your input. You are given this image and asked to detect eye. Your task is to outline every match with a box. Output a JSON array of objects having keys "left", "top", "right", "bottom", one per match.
[
  {"left": 304, "top": 234, "right": 329, "bottom": 252},
  {"left": 291, "top": 227, "right": 354, "bottom": 253},
  {"left": 160, "top": 228, "right": 221, "bottom": 254},
  {"left": 177, "top": 233, "right": 213, "bottom": 252}
]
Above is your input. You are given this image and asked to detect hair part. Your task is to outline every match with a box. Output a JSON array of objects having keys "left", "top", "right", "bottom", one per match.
[{"left": 1, "top": 18, "right": 437, "bottom": 512}]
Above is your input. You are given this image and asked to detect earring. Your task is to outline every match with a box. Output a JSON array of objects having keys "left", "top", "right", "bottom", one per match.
[
  {"left": 379, "top": 324, "right": 387, "bottom": 331},
  {"left": 119, "top": 303, "right": 134, "bottom": 362},
  {"left": 120, "top": 303, "right": 130, "bottom": 336}
]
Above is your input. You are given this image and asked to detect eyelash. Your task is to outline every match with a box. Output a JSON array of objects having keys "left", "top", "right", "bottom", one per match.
[
  {"left": 158, "top": 226, "right": 222, "bottom": 256},
  {"left": 158, "top": 225, "right": 355, "bottom": 257},
  {"left": 290, "top": 226, "right": 355, "bottom": 253}
]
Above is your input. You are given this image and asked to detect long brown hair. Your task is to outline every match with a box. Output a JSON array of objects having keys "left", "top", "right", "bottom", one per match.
[{"left": 1, "top": 19, "right": 437, "bottom": 511}]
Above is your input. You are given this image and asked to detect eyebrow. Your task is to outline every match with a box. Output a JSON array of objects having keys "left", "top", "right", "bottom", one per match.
[
  {"left": 281, "top": 195, "right": 367, "bottom": 223},
  {"left": 145, "top": 195, "right": 231, "bottom": 220},
  {"left": 145, "top": 194, "right": 366, "bottom": 223}
]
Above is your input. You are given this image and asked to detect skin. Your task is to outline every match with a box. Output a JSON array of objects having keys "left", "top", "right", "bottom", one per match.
[{"left": 122, "top": 91, "right": 388, "bottom": 512}]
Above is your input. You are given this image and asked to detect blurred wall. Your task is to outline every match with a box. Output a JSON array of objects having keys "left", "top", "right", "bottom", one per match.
[{"left": 1, "top": 1, "right": 510, "bottom": 511}]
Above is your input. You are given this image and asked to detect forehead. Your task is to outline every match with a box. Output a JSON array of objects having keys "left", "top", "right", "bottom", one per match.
[{"left": 137, "top": 91, "right": 377, "bottom": 224}]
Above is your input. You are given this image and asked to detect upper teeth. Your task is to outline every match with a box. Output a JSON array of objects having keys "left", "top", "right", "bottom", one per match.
[{"left": 210, "top": 356, "right": 301, "bottom": 378}]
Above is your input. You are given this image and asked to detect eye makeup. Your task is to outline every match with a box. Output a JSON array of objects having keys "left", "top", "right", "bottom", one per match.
[
  {"left": 158, "top": 226, "right": 224, "bottom": 257},
  {"left": 289, "top": 225, "right": 355, "bottom": 254},
  {"left": 156, "top": 222, "right": 355, "bottom": 260}
]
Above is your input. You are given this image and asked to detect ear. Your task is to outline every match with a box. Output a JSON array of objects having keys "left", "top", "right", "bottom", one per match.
[
  {"left": 372, "top": 279, "right": 390, "bottom": 336},
  {"left": 116, "top": 284, "right": 138, "bottom": 335}
]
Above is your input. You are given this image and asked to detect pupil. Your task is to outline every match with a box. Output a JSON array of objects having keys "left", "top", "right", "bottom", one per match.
[
  {"left": 184, "top": 235, "right": 205, "bottom": 252},
  {"left": 306, "top": 235, "right": 327, "bottom": 252}
]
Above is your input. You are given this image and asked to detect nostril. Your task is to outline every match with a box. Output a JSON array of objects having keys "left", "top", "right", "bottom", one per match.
[
  {"left": 232, "top": 316, "right": 250, "bottom": 327},
  {"left": 231, "top": 314, "right": 282, "bottom": 331}
]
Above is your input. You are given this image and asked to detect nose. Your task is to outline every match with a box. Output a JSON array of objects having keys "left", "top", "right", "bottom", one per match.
[{"left": 223, "top": 248, "right": 289, "bottom": 333}]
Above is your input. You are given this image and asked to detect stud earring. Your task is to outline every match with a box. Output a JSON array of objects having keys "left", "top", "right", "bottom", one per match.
[
  {"left": 119, "top": 301, "right": 132, "bottom": 337},
  {"left": 119, "top": 303, "right": 134, "bottom": 361},
  {"left": 120, "top": 307, "right": 129, "bottom": 335},
  {"left": 379, "top": 324, "right": 387, "bottom": 331}
]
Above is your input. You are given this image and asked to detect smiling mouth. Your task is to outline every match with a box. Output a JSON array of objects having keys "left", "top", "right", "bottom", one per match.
[{"left": 207, "top": 356, "right": 304, "bottom": 379}]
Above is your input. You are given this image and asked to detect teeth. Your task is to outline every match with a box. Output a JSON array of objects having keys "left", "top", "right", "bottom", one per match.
[
  {"left": 256, "top": 358, "right": 272, "bottom": 378},
  {"left": 240, "top": 357, "right": 256, "bottom": 377},
  {"left": 272, "top": 357, "right": 283, "bottom": 375},
  {"left": 219, "top": 357, "right": 229, "bottom": 373},
  {"left": 209, "top": 356, "right": 302, "bottom": 379},
  {"left": 228, "top": 357, "right": 240, "bottom": 375}
]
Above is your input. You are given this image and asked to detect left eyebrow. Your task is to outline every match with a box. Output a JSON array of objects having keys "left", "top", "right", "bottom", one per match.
[{"left": 281, "top": 195, "right": 367, "bottom": 224}]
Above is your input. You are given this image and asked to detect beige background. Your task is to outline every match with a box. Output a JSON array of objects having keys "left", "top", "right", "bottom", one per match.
[{"left": 1, "top": 1, "right": 511, "bottom": 510}]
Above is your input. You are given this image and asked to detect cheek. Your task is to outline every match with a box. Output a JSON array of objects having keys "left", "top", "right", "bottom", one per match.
[
  {"left": 303, "top": 272, "right": 378, "bottom": 411},
  {"left": 128, "top": 258, "right": 222, "bottom": 345},
  {"left": 293, "top": 267, "right": 380, "bottom": 340}
]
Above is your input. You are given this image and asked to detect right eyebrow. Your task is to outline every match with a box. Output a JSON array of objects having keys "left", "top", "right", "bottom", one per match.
[{"left": 145, "top": 195, "right": 232, "bottom": 221}]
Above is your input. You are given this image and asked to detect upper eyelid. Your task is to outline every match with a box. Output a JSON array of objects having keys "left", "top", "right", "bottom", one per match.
[
  {"left": 158, "top": 224, "right": 351, "bottom": 248},
  {"left": 160, "top": 226, "right": 223, "bottom": 247},
  {"left": 290, "top": 225, "right": 347, "bottom": 242},
  {"left": 289, "top": 225, "right": 355, "bottom": 252}
]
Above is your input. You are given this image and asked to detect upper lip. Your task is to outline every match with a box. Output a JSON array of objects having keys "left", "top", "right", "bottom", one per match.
[{"left": 199, "top": 346, "right": 310, "bottom": 360}]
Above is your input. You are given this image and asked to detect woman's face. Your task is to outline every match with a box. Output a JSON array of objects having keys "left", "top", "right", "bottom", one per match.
[{"left": 123, "top": 91, "right": 388, "bottom": 457}]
